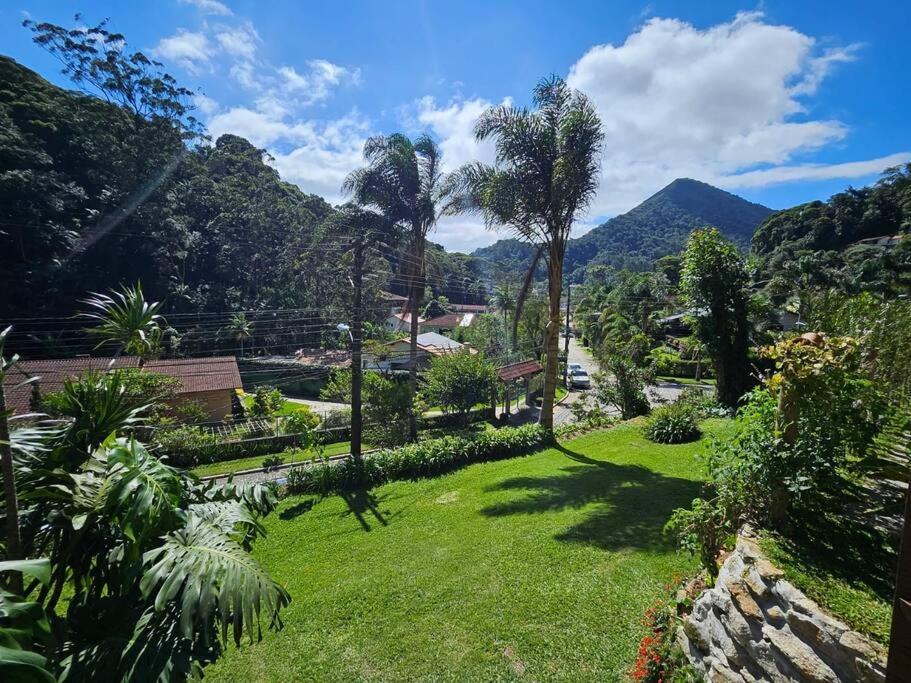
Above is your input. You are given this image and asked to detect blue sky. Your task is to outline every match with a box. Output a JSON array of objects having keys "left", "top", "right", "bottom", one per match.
[{"left": 3, "top": 0, "right": 909, "bottom": 252}]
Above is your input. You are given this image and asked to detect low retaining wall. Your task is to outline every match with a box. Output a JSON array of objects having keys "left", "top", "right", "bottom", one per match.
[{"left": 679, "top": 528, "right": 887, "bottom": 682}]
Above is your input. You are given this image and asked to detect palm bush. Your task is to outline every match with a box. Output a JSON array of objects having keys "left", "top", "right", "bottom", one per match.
[
  {"left": 80, "top": 282, "right": 169, "bottom": 359},
  {"left": 644, "top": 404, "right": 701, "bottom": 444},
  {"left": 2, "top": 371, "right": 289, "bottom": 679}
]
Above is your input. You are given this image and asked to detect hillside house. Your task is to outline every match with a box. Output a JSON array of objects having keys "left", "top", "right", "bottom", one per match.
[
  {"left": 4, "top": 356, "right": 243, "bottom": 422},
  {"left": 384, "top": 311, "right": 424, "bottom": 332},
  {"left": 421, "top": 312, "right": 477, "bottom": 334},
  {"left": 362, "top": 332, "right": 466, "bottom": 371}
]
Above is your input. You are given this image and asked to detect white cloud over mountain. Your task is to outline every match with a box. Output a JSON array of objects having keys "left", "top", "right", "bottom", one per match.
[{"left": 186, "top": 10, "right": 909, "bottom": 252}]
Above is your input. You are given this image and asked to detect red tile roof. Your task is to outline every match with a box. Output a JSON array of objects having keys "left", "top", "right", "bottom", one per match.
[
  {"left": 144, "top": 357, "right": 242, "bottom": 395},
  {"left": 496, "top": 359, "right": 544, "bottom": 382},
  {"left": 422, "top": 313, "right": 464, "bottom": 328},
  {"left": 3, "top": 356, "right": 242, "bottom": 415}
]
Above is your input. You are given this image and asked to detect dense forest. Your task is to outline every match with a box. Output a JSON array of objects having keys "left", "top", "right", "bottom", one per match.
[
  {"left": 751, "top": 165, "right": 911, "bottom": 298},
  {"left": 0, "top": 44, "right": 488, "bottom": 330},
  {"left": 473, "top": 178, "right": 773, "bottom": 282}
]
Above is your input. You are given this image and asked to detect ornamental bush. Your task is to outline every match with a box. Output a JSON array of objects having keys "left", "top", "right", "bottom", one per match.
[
  {"left": 644, "top": 403, "right": 701, "bottom": 444},
  {"left": 284, "top": 423, "right": 550, "bottom": 496}
]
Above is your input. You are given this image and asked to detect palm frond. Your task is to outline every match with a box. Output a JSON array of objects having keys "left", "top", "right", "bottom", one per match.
[{"left": 141, "top": 514, "right": 290, "bottom": 645}]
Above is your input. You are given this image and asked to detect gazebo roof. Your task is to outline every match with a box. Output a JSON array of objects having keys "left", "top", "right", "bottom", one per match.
[{"left": 496, "top": 359, "right": 544, "bottom": 382}]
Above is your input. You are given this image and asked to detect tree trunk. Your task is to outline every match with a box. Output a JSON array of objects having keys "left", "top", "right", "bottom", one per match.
[
  {"left": 407, "top": 235, "right": 425, "bottom": 442},
  {"left": 351, "top": 242, "right": 364, "bottom": 464},
  {"left": 540, "top": 247, "right": 563, "bottom": 431},
  {"left": 0, "top": 384, "right": 22, "bottom": 594}
]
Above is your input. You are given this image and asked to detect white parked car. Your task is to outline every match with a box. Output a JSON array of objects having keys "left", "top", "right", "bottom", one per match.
[
  {"left": 567, "top": 363, "right": 583, "bottom": 373},
  {"left": 569, "top": 368, "right": 590, "bottom": 389}
]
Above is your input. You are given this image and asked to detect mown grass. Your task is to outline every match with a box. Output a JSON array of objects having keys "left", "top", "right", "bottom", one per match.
[
  {"left": 203, "top": 418, "right": 733, "bottom": 682},
  {"left": 190, "top": 441, "right": 356, "bottom": 478},
  {"left": 759, "top": 490, "right": 898, "bottom": 646},
  {"left": 241, "top": 395, "right": 316, "bottom": 417}
]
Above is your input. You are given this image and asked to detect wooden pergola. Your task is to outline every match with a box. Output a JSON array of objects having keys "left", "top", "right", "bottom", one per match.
[{"left": 494, "top": 359, "right": 544, "bottom": 416}]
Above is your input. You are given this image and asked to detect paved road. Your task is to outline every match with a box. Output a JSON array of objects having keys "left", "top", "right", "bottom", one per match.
[{"left": 553, "top": 335, "right": 706, "bottom": 424}]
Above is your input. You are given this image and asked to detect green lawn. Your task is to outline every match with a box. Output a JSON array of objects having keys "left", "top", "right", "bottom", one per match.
[
  {"left": 758, "top": 486, "right": 898, "bottom": 646},
  {"left": 241, "top": 395, "right": 318, "bottom": 417},
  {"left": 190, "top": 441, "right": 356, "bottom": 478},
  {"left": 204, "top": 418, "right": 733, "bottom": 681},
  {"left": 655, "top": 376, "right": 716, "bottom": 386}
]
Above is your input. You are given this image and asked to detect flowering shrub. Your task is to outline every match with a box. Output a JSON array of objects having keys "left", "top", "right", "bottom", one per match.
[{"left": 630, "top": 584, "right": 700, "bottom": 682}]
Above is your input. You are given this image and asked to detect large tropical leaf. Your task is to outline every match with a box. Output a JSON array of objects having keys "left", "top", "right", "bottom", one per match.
[
  {"left": 187, "top": 500, "right": 264, "bottom": 547},
  {"left": 141, "top": 514, "right": 290, "bottom": 645},
  {"left": 105, "top": 438, "right": 185, "bottom": 541}
]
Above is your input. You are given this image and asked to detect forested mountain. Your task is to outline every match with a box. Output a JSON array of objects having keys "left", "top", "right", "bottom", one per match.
[
  {"left": 472, "top": 178, "right": 772, "bottom": 281},
  {"left": 751, "top": 165, "right": 911, "bottom": 297},
  {"left": 0, "top": 54, "right": 487, "bottom": 330}
]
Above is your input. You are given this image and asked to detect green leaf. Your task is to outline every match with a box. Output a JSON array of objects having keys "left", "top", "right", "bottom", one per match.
[{"left": 0, "top": 559, "right": 51, "bottom": 586}]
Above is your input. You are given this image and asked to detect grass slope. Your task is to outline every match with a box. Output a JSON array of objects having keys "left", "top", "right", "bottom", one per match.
[
  {"left": 190, "top": 441, "right": 356, "bottom": 478},
  {"left": 205, "top": 419, "right": 732, "bottom": 681}
]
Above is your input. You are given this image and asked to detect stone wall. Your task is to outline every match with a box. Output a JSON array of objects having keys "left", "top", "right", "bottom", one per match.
[{"left": 679, "top": 528, "right": 887, "bottom": 682}]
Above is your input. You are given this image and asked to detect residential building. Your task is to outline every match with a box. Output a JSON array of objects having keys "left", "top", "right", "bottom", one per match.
[
  {"left": 362, "top": 332, "right": 465, "bottom": 371},
  {"left": 4, "top": 355, "right": 243, "bottom": 422},
  {"left": 421, "top": 312, "right": 477, "bottom": 334}
]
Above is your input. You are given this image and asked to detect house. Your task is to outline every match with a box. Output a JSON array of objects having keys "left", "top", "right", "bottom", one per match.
[
  {"left": 362, "top": 332, "right": 465, "bottom": 371},
  {"left": 384, "top": 311, "right": 424, "bottom": 332},
  {"left": 378, "top": 290, "right": 408, "bottom": 314},
  {"left": 449, "top": 303, "right": 490, "bottom": 314},
  {"left": 4, "top": 355, "right": 243, "bottom": 422},
  {"left": 852, "top": 234, "right": 904, "bottom": 249},
  {"left": 420, "top": 312, "right": 476, "bottom": 334}
]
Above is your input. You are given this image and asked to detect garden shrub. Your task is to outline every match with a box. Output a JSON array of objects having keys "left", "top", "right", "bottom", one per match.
[
  {"left": 663, "top": 497, "right": 728, "bottom": 579},
  {"left": 420, "top": 351, "right": 497, "bottom": 423},
  {"left": 281, "top": 405, "right": 320, "bottom": 433},
  {"left": 592, "top": 355, "right": 651, "bottom": 419},
  {"left": 674, "top": 387, "right": 729, "bottom": 419},
  {"left": 644, "top": 403, "right": 701, "bottom": 444},
  {"left": 262, "top": 454, "right": 285, "bottom": 471},
  {"left": 248, "top": 385, "right": 284, "bottom": 417},
  {"left": 284, "top": 424, "right": 550, "bottom": 496}
]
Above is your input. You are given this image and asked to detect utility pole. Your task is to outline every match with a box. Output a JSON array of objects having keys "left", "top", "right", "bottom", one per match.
[
  {"left": 562, "top": 284, "right": 572, "bottom": 387},
  {"left": 350, "top": 239, "right": 365, "bottom": 463}
]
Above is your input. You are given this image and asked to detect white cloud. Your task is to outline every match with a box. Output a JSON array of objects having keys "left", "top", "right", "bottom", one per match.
[
  {"left": 179, "top": 0, "right": 233, "bottom": 16},
  {"left": 193, "top": 93, "right": 220, "bottom": 116},
  {"left": 216, "top": 23, "right": 259, "bottom": 60},
  {"left": 278, "top": 60, "right": 361, "bottom": 105},
  {"left": 720, "top": 152, "right": 911, "bottom": 189},
  {"left": 414, "top": 96, "right": 511, "bottom": 170},
  {"left": 207, "top": 104, "right": 370, "bottom": 202},
  {"left": 229, "top": 61, "right": 258, "bottom": 89},
  {"left": 562, "top": 12, "right": 867, "bottom": 216},
  {"left": 152, "top": 30, "right": 213, "bottom": 72}
]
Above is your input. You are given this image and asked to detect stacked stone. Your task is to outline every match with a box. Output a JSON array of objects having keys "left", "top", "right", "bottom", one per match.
[{"left": 679, "top": 529, "right": 887, "bottom": 682}]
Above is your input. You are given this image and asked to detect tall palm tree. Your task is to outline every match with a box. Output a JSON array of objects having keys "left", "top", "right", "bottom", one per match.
[
  {"left": 343, "top": 134, "right": 443, "bottom": 441},
  {"left": 491, "top": 281, "right": 516, "bottom": 356},
  {"left": 227, "top": 312, "right": 253, "bottom": 357},
  {"left": 81, "top": 282, "right": 168, "bottom": 363},
  {"left": 443, "top": 76, "right": 604, "bottom": 430}
]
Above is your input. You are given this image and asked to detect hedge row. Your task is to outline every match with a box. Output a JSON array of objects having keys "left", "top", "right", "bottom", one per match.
[
  {"left": 285, "top": 423, "right": 551, "bottom": 495},
  {"left": 162, "top": 428, "right": 349, "bottom": 468},
  {"left": 654, "top": 358, "right": 714, "bottom": 379}
]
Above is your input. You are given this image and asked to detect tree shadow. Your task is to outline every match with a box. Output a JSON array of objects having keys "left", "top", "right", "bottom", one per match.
[
  {"left": 340, "top": 488, "right": 390, "bottom": 532},
  {"left": 279, "top": 498, "right": 316, "bottom": 520},
  {"left": 480, "top": 444, "right": 704, "bottom": 552},
  {"left": 773, "top": 482, "right": 901, "bottom": 602}
]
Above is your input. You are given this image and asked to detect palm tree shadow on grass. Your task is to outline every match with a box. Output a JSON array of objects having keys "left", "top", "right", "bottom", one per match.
[{"left": 480, "top": 444, "right": 704, "bottom": 552}]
